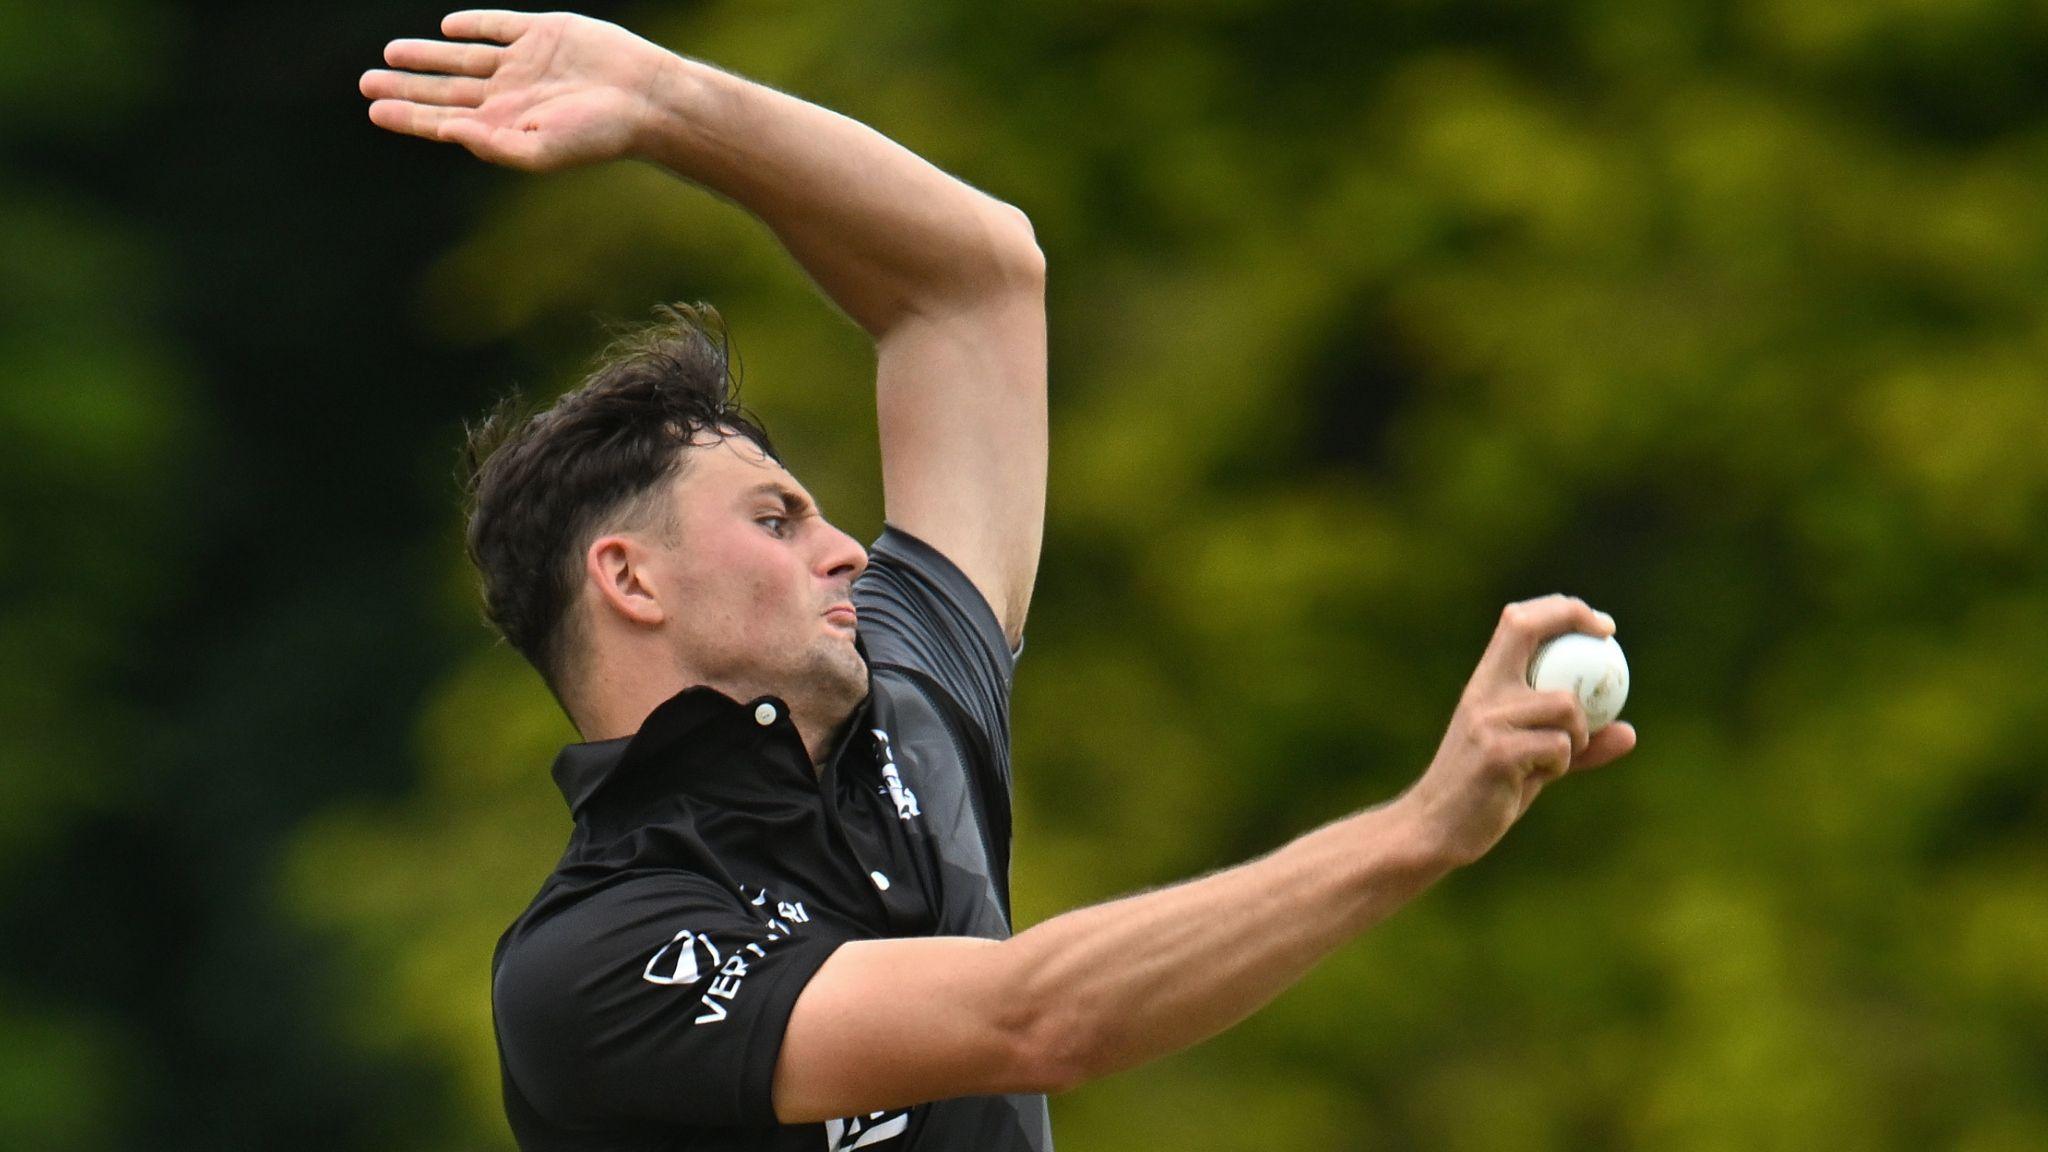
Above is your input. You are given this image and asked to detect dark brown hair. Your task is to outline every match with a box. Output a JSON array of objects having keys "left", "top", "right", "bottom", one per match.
[{"left": 461, "top": 303, "right": 776, "bottom": 703}]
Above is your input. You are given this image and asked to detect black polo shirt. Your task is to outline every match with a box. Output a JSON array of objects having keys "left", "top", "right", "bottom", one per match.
[{"left": 492, "top": 527, "right": 1054, "bottom": 1152}]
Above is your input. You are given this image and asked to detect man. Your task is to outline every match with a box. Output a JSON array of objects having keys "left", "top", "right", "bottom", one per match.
[{"left": 362, "top": 10, "right": 1639, "bottom": 1151}]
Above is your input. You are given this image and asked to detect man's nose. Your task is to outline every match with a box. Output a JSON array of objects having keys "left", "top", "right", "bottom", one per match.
[{"left": 818, "top": 522, "right": 867, "bottom": 580}]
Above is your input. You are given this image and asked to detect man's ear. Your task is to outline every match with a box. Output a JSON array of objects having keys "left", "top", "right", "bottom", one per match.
[{"left": 586, "top": 533, "right": 667, "bottom": 628}]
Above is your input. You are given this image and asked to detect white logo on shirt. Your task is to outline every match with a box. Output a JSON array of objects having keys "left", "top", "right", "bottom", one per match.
[
  {"left": 643, "top": 929, "right": 721, "bottom": 987},
  {"left": 657, "top": 885, "right": 820, "bottom": 1026},
  {"left": 691, "top": 941, "right": 768, "bottom": 1025},
  {"left": 871, "top": 729, "right": 920, "bottom": 821},
  {"left": 826, "top": 1109, "right": 911, "bottom": 1149}
]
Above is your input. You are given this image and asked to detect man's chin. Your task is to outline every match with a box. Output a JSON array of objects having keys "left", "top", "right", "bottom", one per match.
[{"left": 804, "top": 642, "right": 870, "bottom": 710}]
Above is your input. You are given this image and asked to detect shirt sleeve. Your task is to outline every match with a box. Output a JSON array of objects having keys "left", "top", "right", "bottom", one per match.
[
  {"left": 853, "top": 525, "right": 1020, "bottom": 753},
  {"left": 494, "top": 874, "right": 842, "bottom": 1131}
]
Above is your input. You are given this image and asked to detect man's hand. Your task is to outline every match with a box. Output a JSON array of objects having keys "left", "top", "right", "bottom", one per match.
[
  {"left": 360, "top": 10, "right": 676, "bottom": 171},
  {"left": 1397, "top": 595, "right": 1640, "bottom": 868}
]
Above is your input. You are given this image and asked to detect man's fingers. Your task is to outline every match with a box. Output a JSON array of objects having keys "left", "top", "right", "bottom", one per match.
[
  {"left": 442, "top": 9, "right": 535, "bottom": 44},
  {"left": 360, "top": 69, "right": 488, "bottom": 108},
  {"left": 366, "top": 99, "right": 466, "bottom": 141},
  {"left": 1570, "top": 721, "right": 1637, "bottom": 773},
  {"left": 1493, "top": 690, "right": 1590, "bottom": 755},
  {"left": 437, "top": 118, "right": 492, "bottom": 153},
  {"left": 384, "top": 37, "right": 502, "bottom": 78},
  {"left": 1511, "top": 728, "right": 1575, "bottom": 783},
  {"left": 1479, "top": 594, "right": 1616, "bottom": 687}
]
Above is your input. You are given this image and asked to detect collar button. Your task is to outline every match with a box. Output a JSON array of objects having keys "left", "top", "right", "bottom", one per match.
[{"left": 753, "top": 702, "right": 779, "bottom": 726}]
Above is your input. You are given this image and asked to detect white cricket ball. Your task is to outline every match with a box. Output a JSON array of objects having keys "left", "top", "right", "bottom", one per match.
[{"left": 1527, "top": 632, "right": 1630, "bottom": 731}]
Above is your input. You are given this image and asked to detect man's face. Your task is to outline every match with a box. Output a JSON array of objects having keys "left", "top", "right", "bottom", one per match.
[{"left": 644, "top": 434, "right": 870, "bottom": 719}]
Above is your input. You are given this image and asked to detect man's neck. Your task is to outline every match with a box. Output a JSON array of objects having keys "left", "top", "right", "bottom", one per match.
[
  {"left": 574, "top": 672, "right": 861, "bottom": 768},
  {"left": 800, "top": 705, "right": 862, "bottom": 774}
]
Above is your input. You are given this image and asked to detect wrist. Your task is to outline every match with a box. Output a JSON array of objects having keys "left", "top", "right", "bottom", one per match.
[
  {"left": 1352, "top": 796, "right": 1462, "bottom": 888},
  {"left": 634, "top": 51, "right": 721, "bottom": 166}
]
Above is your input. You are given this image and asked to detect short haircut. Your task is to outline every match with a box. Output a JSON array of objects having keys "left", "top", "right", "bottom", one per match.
[{"left": 460, "top": 303, "right": 777, "bottom": 705}]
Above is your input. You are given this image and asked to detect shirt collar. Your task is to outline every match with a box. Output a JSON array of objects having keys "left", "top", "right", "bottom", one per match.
[
  {"left": 548, "top": 684, "right": 883, "bottom": 819},
  {"left": 549, "top": 685, "right": 774, "bottom": 816}
]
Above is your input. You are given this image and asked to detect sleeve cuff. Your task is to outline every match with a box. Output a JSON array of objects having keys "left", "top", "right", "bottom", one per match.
[{"left": 736, "top": 935, "right": 847, "bottom": 1128}]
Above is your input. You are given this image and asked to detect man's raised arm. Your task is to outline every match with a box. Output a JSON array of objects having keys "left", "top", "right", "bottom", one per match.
[{"left": 362, "top": 10, "right": 1047, "bottom": 643}]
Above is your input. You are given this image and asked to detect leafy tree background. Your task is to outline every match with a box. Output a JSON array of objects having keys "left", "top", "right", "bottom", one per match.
[{"left": 5, "top": 0, "right": 2046, "bottom": 1149}]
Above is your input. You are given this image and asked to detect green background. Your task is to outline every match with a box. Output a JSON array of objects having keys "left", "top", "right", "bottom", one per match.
[{"left": 5, "top": 0, "right": 2046, "bottom": 1148}]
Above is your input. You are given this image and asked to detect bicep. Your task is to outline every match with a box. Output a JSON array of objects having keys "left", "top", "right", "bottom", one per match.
[
  {"left": 772, "top": 935, "right": 1045, "bottom": 1123},
  {"left": 874, "top": 278, "right": 1047, "bottom": 650}
]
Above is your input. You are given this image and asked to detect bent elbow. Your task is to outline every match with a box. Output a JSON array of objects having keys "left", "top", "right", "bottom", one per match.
[
  {"left": 985, "top": 201, "right": 1046, "bottom": 294},
  {"left": 999, "top": 1021, "right": 1090, "bottom": 1097},
  {"left": 995, "top": 988, "right": 1099, "bottom": 1097}
]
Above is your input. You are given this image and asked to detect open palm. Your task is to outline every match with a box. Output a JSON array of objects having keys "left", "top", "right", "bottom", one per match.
[{"left": 360, "top": 10, "right": 674, "bottom": 171}]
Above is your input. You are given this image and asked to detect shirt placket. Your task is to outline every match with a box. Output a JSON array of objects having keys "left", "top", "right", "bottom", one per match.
[{"left": 820, "top": 729, "right": 935, "bottom": 935}]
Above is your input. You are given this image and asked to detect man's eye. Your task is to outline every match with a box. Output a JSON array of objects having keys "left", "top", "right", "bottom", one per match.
[{"left": 758, "top": 516, "right": 787, "bottom": 535}]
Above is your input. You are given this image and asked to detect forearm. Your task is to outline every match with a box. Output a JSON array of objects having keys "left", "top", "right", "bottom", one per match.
[
  {"left": 1004, "top": 797, "right": 1453, "bottom": 1090},
  {"left": 774, "top": 796, "right": 1454, "bottom": 1119},
  {"left": 637, "top": 54, "right": 1038, "bottom": 336}
]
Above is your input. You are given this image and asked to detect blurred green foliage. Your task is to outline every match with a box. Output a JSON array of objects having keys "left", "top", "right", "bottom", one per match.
[{"left": 7, "top": 0, "right": 2048, "bottom": 1149}]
